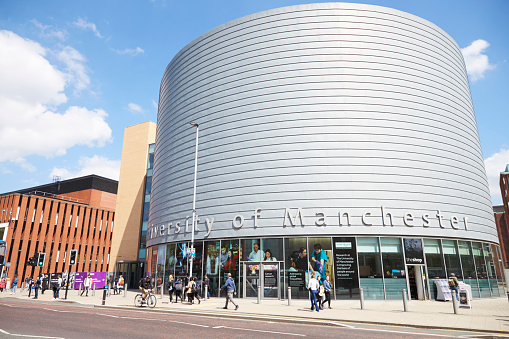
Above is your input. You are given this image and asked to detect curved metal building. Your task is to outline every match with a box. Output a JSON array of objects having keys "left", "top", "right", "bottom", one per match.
[{"left": 148, "top": 3, "right": 504, "bottom": 300}]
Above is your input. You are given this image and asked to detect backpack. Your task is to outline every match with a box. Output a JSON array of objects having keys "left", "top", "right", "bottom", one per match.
[
  {"left": 175, "top": 281, "right": 182, "bottom": 291},
  {"left": 448, "top": 278, "right": 456, "bottom": 287},
  {"left": 191, "top": 281, "right": 197, "bottom": 293}
]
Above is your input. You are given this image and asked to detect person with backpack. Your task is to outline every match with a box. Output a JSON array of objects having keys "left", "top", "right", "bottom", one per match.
[
  {"left": 448, "top": 273, "right": 460, "bottom": 300},
  {"left": 174, "top": 278, "right": 183, "bottom": 303},
  {"left": 186, "top": 277, "right": 195, "bottom": 304},
  {"left": 167, "top": 275, "right": 175, "bottom": 303},
  {"left": 33, "top": 276, "right": 41, "bottom": 299},
  {"left": 221, "top": 273, "right": 239, "bottom": 310}
]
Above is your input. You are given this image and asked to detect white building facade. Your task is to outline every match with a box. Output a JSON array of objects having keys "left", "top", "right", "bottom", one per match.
[{"left": 148, "top": 3, "right": 505, "bottom": 300}]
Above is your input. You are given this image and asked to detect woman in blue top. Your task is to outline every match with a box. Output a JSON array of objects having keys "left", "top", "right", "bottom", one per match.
[{"left": 321, "top": 276, "right": 332, "bottom": 309}]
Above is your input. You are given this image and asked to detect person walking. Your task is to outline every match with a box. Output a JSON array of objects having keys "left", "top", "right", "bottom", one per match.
[
  {"left": 53, "top": 275, "right": 63, "bottom": 299},
  {"left": 10, "top": 275, "right": 18, "bottom": 294},
  {"left": 42, "top": 274, "right": 49, "bottom": 295},
  {"left": 202, "top": 274, "right": 210, "bottom": 299},
  {"left": 0, "top": 277, "right": 5, "bottom": 292},
  {"left": 221, "top": 273, "right": 238, "bottom": 310},
  {"left": 193, "top": 277, "right": 201, "bottom": 304},
  {"left": 186, "top": 277, "right": 195, "bottom": 304},
  {"left": 174, "top": 278, "right": 183, "bottom": 303},
  {"left": 118, "top": 275, "right": 124, "bottom": 293},
  {"left": 167, "top": 275, "right": 175, "bottom": 303},
  {"left": 28, "top": 276, "right": 34, "bottom": 298},
  {"left": 81, "top": 274, "right": 93, "bottom": 297},
  {"left": 322, "top": 275, "right": 332, "bottom": 309},
  {"left": 113, "top": 277, "right": 119, "bottom": 295},
  {"left": 448, "top": 273, "right": 460, "bottom": 300},
  {"left": 21, "top": 276, "right": 31, "bottom": 293},
  {"left": 33, "top": 276, "right": 41, "bottom": 299},
  {"left": 308, "top": 272, "right": 319, "bottom": 312}
]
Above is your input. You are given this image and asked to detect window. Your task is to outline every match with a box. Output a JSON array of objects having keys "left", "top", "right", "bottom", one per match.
[
  {"left": 458, "top": 241, "right": 479, "bottom": 298},
  {"left": 381, "top": 238, "right": 405, "bottom": 299},
  {"left": 357, "top": 237, "right": 383, "bottom": 300}
]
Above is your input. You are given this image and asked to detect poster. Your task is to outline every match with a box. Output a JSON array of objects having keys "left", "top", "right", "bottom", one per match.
[
  {"left": 74, "top": 272, "right": 107, "bottom": 289},
  {"left": 288, "top": 270, "right": 305, "bottom": 287},
  {"left": 404, "top": 238, "right": 424, "bottom": 265},
  {"left": 332, "top": 237, "right": 359, "bottom": 298},
  {"left": 264, "top": 270, "right": 277, "bottom": 288}
]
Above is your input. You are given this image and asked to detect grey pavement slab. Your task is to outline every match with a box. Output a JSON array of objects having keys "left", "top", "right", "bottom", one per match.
[{"left": 1, "top": 288, "right": 508, "bottom": 334}]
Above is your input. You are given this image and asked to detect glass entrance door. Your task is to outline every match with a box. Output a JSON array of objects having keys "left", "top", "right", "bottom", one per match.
[
  {"left": 243, "top": 261, "right": 260, "bottom": 298},
  {"left": 242, "top": 261, "right": 281, "bottom": 299}
]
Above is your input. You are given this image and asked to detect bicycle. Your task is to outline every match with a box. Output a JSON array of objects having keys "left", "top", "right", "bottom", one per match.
[{"left": 134, "top": 290, "right": 157, "bottom": 308}]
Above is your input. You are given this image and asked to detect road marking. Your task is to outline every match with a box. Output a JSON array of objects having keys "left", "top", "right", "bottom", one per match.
[
  {"left": 0, "top": 328, "right": 65, "bottom": 338},
  {"left": 213, "top": 326, "right": 305, "bottom": 337},
  {"left": 344, "top": 326, "right": 470, "bottom": 338}
]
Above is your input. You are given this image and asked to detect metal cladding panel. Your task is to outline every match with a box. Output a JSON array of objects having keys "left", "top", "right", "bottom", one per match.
[{"left": 149, "top": 3, "right": 496, "bottom": 246}]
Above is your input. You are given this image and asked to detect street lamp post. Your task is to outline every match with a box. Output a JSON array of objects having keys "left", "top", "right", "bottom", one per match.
[{"left": 189, "top": 122, "right": 199, "bottom": 279}]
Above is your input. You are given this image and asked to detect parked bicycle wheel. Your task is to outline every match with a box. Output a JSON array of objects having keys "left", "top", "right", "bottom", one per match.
[
  {"left": 134, "top": 294, "right": 143, "bottom": 307},
  {"left": 147, "top": 294, "right": 157, "bottom": 308}
]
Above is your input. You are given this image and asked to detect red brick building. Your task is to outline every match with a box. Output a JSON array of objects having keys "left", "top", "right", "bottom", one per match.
[
  {"left": 497, "top": 166, "right": 509, "bottom": 267},
  {"left": 0, "top": 175, "right": 117, "bottom": 287}
]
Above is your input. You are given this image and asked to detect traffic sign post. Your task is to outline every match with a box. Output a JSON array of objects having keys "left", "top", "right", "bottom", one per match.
[{"left": 64, "top": 250, "right": 77, "bottom": 300}]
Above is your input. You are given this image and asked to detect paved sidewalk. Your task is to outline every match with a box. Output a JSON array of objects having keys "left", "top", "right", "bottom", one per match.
[{"left": 2, "top": 288, "right": 509, "bottom": 334}]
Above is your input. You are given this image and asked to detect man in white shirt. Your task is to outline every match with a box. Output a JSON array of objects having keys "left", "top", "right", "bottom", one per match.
[
  {"left": 307, "top": 273, "right": 319, "bottom": 312},
  {"left": 248, "top": 243, "right": 262, "bottom": 261},
  {"left": 81, "top": 274, "right": 93, "bottom": 297}
]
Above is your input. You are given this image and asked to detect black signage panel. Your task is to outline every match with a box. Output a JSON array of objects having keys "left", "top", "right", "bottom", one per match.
[
  {"left": 404, "top": 238, "right": 424, "bottom": 265},
  {"left": 333, "top": 237, "right": 359, "bottom": 299},
  {"left": 264, "top": 270, "right": 277, "bottom": 287},
  {"left": 288, "top": 271, "right": 305, "bottom": 287}
]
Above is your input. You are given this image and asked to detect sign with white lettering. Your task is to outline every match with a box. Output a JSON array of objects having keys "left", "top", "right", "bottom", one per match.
[
  {"left": 333, "top": 237, "right": 359, "bottom": 299},
  {"left": 404, "top": 238, "right": 424, "bottom": 265}
]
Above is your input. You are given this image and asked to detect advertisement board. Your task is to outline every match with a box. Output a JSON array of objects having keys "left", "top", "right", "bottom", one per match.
[{"left": 333, "top": 237, "right": 359, "bottom": 299}]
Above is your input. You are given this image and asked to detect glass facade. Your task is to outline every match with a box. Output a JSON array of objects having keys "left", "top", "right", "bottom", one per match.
[
  {"left": 138, "top": 143, "right": 155, "bottom": 260},
  {"left": 149, "top": 237, "right": 506, "bottom": 301}
]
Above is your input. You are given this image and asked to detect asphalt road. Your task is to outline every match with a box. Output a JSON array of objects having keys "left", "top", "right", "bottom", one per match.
[{"left": 0, "top": 299, "right": 501, "bottom": 339}]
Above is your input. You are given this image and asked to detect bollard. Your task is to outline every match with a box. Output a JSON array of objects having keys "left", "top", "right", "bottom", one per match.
[
  {"left": 79, "top": 283, "right": 82, "bottom": 296},
  {"left": 288, "top": 287, "right": 291, "bottom": 306},
  {"left": 123, "top": 283, "right": 127, "bottom": 297},
  {"left": 204, "top": 286, "right": 208, "bottom": 301},
  {"left": 507, "top": 292, "right": 509, "bottom": 302},
  {"left": 92, "top": 284, "right": 96, "bottom": 296},
  {"left": 102, "top": 288, "right": 107, "bottom": 305},
  {"left": 360, "top": 288, "right": 365, "bottom": 310},
  {"left": 161, "top": 284, "right": 163, "bottom": 300},
  {"left": 452, "top": 290, "right": 459, "bottom": 314},
  {"left": 257, "top": 285, "right": 261, "bottom": 304},
  {"left": 402, "top": 289, "right": 408, "bottom": 312}
]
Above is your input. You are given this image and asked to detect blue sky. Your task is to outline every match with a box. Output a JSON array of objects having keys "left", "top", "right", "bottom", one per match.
[{"left": 0, "top": 0, "right": 508, "bottom": 204}]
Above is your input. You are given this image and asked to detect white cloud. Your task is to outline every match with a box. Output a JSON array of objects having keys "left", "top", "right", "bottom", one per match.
[
  {"left": 31, "top": 19, "right": 67, "bottom": 41},
  {"left": 127, "top": 102, "right": 145, "bottom": 114},
  {"left": 484, "top": 148, "right": 509, "bottom": 203},
  {"left": 461, "top": 39, "right": 495, "bottom": 82},
  {"left": 73, "top": 18, "right": 103, "bottom": 38},
  {"left": 152, "top": 99, "right": 158, "bottom": 110},
  {"left": 0, "top": 30, "right": 112, "bottom": 166},
  {"left": 56, "top": 46, "right": 90, "bottom": 95},
  {"left": 50, "top": 155, "right": 121, "bottom": 181},
  {"left": 115, "top": 47, "right": 144, "bottom": 56}
]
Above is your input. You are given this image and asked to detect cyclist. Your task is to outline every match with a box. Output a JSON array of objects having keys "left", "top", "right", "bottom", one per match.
[{"left": 139, "top": 276, "right": 153, "bottom": 302}]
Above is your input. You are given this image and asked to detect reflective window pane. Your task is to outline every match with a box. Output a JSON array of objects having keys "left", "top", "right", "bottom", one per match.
[
  {"left": 285, "top": 238, "right": 308, "bottom": 299},
  {"left": 204, "top": 241, "right": 220, "bottom": 297},
  {"left": 458, "top": 241, "right": 479, "bottom": 298},
  {"left": 357, "top": 237, "right": 383, "bottom": 300},
  {"left": 424, "top": 239, "right": 445, "bottom": 300},
  {"left": 381, "top": 238, "right": 405, "bottom": 299},
  {"left": 443, "top": 240, "right": 462, "bottom": 278},
  {"left": 472, "top": 242, "right": 490, "bottom": 297}
]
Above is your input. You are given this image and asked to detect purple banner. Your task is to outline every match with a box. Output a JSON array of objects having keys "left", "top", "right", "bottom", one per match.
[{"left": 73, "top": 272, "right": 108, "bottom": 289}]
